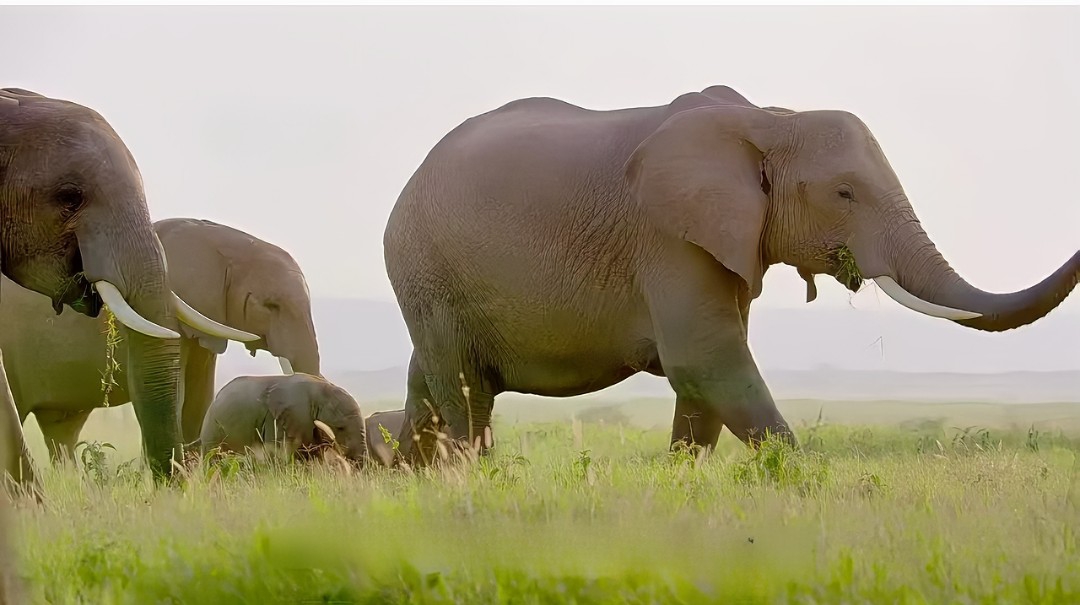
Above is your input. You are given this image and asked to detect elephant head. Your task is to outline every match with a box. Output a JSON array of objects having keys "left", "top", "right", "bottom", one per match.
[
  {"left": 626, "top": 104, "right": 1078, "bottom": 330},
  {"left": 265, "top": 374, "right": 366, "bottom": 462},
  {"left": 0, "top": 88, "right": 258, "bottom": 478},
  {"left": 154, "top": 218, "right": 321, "bottom": 376}
]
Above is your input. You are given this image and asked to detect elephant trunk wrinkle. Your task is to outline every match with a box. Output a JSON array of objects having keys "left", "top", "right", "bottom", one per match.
[{"left": 885, "top": 214, "right": 1078, "bottom": 332}]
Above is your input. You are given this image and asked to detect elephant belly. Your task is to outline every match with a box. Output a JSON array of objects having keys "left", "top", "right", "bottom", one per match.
[
  {"left": 7, "top": 356, "right": 128, "bottom": 415},
  {"left": 492, "top": 315, "right": 661, "bottom": 397}
]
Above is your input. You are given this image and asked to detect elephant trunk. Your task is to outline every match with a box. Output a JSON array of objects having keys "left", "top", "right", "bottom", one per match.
[
  {"left": 76, "top": 201, "right": 183, "bottom": 478},
  {"left": 870, "top": 214, "right": 1079, "bottom": 332},
  {"left": 271, "top": 317, "right": 321, "bottom": 377},
  {"left": 288, "top": 343, "right": 321, "bottom": 377}
]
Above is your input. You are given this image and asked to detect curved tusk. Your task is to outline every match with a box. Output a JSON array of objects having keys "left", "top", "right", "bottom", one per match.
[
  {"left": 94, "top": 281, "right": 181, "bottom": 339},
  {"left": 279, "top": 357, "right": 294, "bottom": 375},
  {"left": 170, "top": 292, "right": 261, "bottom": 342},
  {"left": 873, "top": 276, "right": 983, "bottom": 321}
]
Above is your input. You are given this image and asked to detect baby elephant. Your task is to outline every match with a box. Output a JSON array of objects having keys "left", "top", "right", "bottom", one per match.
[
  {"left": 364, "top": 409, "right": 497, "bottom": 467},
  {"left": 200, "top": 373, "right": 367, "bottom": 462}
]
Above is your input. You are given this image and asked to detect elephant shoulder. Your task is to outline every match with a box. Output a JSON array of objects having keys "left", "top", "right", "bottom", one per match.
[
  {"left": 667, "top": 86, "right": 761, "bottom": 115},
  {"left": 0, "top": 88, "right": 45, "bottom": 99},
  {"left": 698, "top": 85, "right": 756, "bottom": 106}
]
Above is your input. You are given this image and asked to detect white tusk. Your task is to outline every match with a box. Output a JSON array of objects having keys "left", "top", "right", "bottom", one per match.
[
  {"left": 279, "top": 357, "right": 294, "bottom": 375},
  {"left": 170, "top": 292, "right": 260, "bottom": 342},
  {"left": 94, "top": 281, "right": 181, "bottom": 339},
  {"left": 872, "top": 276, "right": 983, "bottom": 321}
]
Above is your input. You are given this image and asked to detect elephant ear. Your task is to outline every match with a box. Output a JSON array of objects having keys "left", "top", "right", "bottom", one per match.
[
  {"left": 263, "top": 381, "right": 314, "bottom": 450},
  {"left": 624, "top": 105, "right": 781, "bottom": 299}
]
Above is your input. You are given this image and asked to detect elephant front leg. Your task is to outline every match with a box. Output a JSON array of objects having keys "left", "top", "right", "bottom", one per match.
[
  {"left": 648, "top": 262, "right": 794, "bottom": 451},
  {"left": 178, "top": 339, "right": 218, "bottom": 450},
  {"left": 667, "top": 361, "right": 792, "bottom": 449},
  {"left": 0, "top": 350, "right": 40, "bottom": 498}
]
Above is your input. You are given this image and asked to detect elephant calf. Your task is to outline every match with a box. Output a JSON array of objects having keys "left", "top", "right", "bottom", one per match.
[
  {"left": 364, "top": 409, "right": 495, "bottom": 467},
  {"left": 200, "top": 373, "right": 367, "bottom": 462}
]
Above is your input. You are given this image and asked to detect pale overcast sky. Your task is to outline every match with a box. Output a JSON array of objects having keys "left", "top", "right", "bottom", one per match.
[{"left": 2, "top": 6, "right": 1077, "bottom": 318}]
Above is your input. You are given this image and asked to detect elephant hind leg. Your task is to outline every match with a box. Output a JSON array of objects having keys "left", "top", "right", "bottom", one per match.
[
  {"left": 398, "top": 350, "right": 496, "bottom": 467},
  {"left": 397, "top": 352, "right": 439, "bottom": 466},
  {"left": 35, "top": 408, "right": 93, "bottom": 465}
]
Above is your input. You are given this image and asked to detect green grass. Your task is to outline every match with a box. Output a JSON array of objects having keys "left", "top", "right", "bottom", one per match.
[{"left": 5, "top": 413, "right": 1080, "bottom": 604}]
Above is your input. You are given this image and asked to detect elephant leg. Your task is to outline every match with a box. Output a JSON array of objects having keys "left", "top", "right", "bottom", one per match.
[
  {"left": 648, "top": 261, "right": 793, "bottom": 450},
  {"left": 399, "top": 349, "right": 495, "bottom": 466},
  {"left": 36, "top": 409, "right": 92, "bottom": 465},
  {"left": 0, "top": 350, "right": 39, "bottom": 497},
  {"left": 179, "top": 339, "right": 217, "bottom": 449},
  {"left": 425, "top": 371, "right": 495, "bottom": 454},
  {"left": 398, "top": 353, "right": 441, "bottom": 465}
]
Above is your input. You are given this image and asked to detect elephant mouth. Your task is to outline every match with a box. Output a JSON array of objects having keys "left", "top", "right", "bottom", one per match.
[
  {"left": 825, "top": 245, "right": 865, "bottom": 293},
  {"left": 51, "top": 272, "right": 103, "bottom": 318}
]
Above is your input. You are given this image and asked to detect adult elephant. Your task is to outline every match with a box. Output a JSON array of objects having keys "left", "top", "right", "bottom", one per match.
[
  {"left": 0, "top": 217, "right": 320, "bottom": 460},
  {"left": 383, "top": 84, "right": 1079, "bottom": 464},
  {"left": 0, "top": 87, "right": 256, "bottom": 487}
]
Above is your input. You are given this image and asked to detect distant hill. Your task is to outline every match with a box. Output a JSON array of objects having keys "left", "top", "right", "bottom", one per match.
[
  {"left": 323, "top": 366, "right": 1079, "bottom": 410},
  {"left": 213, "top": 297, "right": 1079, "bottom": 407}
]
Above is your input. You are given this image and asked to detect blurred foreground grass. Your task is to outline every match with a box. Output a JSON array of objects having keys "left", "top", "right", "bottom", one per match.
[{"left": 7, "top": 414, "right": 1080, "bottom": 604}]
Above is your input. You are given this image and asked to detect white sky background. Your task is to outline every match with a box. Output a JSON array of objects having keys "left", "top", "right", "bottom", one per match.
[{"left": 1, "top": 5, "right": 1077, "bottom": 317}]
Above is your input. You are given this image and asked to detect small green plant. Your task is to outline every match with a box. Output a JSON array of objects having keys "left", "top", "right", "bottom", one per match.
[
  {"left": 378, "top": 423, "right": 400, "bottom": 454},
  {"left": 1027, "top": 425, "right": 1041, "bottom": 453},
  {"left": 75, "top": 440, "right": 116, "bottom": 486},
  {"left": 951, "top": 426, "right": 999, "bottom": 453},
  {"left": 100, "top": 310, "right": 122, "bottom": 407},
  {"left": 573, "top": 449, "right": 596, "bottom": 485},
  {"left": 731, "top": 433, "right": 830, "bottom": 493}
]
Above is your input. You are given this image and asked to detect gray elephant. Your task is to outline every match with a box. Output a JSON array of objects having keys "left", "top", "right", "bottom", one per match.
[
  {"left": 0, "top": 87, "right": 255, "bottom": 485},
  {"left": 200, "top": 373, "right": 366, "bottom": 463},
  {"left": 383, "top": 84, "right": 1079, "bottom": 463},
  {"left": 0, "top": 217, "right": 320, "bottom": 461},
  {"left": 363, "top": 409, "right": 494, "bottom": 467}
]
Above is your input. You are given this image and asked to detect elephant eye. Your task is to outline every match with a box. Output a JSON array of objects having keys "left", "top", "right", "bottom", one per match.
[
  {"left": 837, "top": 186, "right": 855, "bottom": 201},
  {"left": 54, "top": 184, "right": 85, "bottom": 213}
]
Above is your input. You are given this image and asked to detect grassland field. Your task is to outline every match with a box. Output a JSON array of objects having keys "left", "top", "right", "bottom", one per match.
[{"left": 5, "top": 397, "right": 1080, "bottom": 604}]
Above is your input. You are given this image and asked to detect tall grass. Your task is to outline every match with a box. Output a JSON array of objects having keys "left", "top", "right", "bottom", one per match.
[{"left": 6, "top": 421, "right": 1080, "bottom": 603}]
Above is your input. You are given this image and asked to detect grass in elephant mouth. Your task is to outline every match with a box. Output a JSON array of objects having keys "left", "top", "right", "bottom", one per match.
[
  {"left": 828, "top": 244, "right": 864, "bottom": 292},
  {"left": 8, "top": 410, "right": 1080, "bottom": 603}
]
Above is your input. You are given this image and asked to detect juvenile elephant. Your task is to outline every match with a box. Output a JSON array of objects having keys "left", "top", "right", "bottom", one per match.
[
  {"left": 383, "top": 84, "right": 1079, "bottom": 463},
  {"left": 364, "top": 409, "right": 495, "bottom": 467},
  {"left": 0, "top": 218, "right": 320, "bottom": 461},
  {"left": 200, "top": 373, "right": 366, "bottom": 462},
  {"left": 0, "top": 88, "right": 255, "bottom": 485}
]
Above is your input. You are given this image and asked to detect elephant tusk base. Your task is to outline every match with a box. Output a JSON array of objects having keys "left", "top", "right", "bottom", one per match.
[
  {"left": 872, "top": 276, "right": 983, "bottom": 321},
  {"left": 94, "top": 281, "right": 181, "bottom": 339}
]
